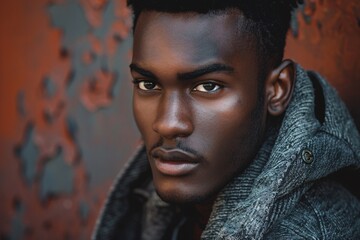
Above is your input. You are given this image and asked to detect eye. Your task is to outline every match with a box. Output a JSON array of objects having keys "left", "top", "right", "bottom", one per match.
[
  {"left": 135, "top": 80, "right": 161, "bottom": 91},
  {"left": 193, "top": 82, "right": 222, "bottom": 93}
]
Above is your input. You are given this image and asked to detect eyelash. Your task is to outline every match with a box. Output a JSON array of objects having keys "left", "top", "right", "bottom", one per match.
[
  {"left": 132, "top": 79, "right": 161, "bottom": 91},
  {"left": 132, "top": 79, "right": 223, "bottom": 93},
  {"left": 192, "top": 82, "right": 222, "bottom": 93}
]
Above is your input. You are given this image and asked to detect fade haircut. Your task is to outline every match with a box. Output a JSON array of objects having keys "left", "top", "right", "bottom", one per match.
[{"left": 127, "top": 0, "right": 301, "bottom": 71}]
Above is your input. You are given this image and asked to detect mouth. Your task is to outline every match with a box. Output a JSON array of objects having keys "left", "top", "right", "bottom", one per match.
[{"left": 151, "top": 148, "right": 200, "bottom": 176}]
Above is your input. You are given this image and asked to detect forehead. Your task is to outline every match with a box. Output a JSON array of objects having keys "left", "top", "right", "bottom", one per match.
[{"left": 132, "top": 10, "right": 255, "bottom": 67}]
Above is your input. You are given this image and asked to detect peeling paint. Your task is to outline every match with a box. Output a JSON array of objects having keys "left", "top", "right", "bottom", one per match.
[
  {"left": 66, "top": 116, "right": 78, "bottom": 141},
  {"left": 66, "top": 69, "right": 76, "bottom": 89},
  {"left": 290, "top": 10, "right": 300, "bottom": 37},
  {"left": 301, "top": 0, "right": 317, "bottom": 24},
  {"left": 48, "top": 0, "right": 91, "bottom": 49},
  {"left": 40, "top": 148, "right": 74, "bottom": 201},
  {"left": 81, "top": 0, "right": 110, "bottom": 28},
  {"left": 15, "top": 124, "right": 39, "bottom": 185},
  {"left": 43, "top": 101, "right": 65, "bottom": 124},
  {"left": 80, "top": 69, "right": 117, "bottom": 111},
  {"left": 16, "top": 91, "right": 26, "bottom": 117},
  {"left": 9, "top": 199, "right": 25, "bottom": 240},
  {"left": 42, "top": 77, "right": 57, "bottom": 99},
  {"left": 78, "top": 201, "right": 90, "bottom": 222}
]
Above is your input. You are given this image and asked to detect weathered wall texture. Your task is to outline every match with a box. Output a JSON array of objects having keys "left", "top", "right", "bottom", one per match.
[
  {"left": 0, "top": 0, "right": 139, "bottom": 239},
  {"left": 286, "top": 0, "right": 360, "bottom": 125},
  {"left": 0, "top": 0, "right": 359, "bottom": 239}
]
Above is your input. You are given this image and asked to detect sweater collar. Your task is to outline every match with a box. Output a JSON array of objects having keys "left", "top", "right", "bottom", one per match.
[{"left": 202, "top": 64, "right": 360, "bottom": 239}]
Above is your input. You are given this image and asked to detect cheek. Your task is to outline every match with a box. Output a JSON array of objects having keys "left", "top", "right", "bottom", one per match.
[
  {"left": 133, "top": 96, "right": 156, "bottom": 142},
  {"left": 193, "top": 94, "right": 260, "bottom": 164}
]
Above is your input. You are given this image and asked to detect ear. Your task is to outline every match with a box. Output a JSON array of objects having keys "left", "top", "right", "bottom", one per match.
[{"left": 265, "top": 59, "right": 295, "bottom": 116}]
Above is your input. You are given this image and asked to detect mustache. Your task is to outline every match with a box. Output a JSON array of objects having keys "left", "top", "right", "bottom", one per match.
[{"left": 149, "top": 139, "right": 204, "bottom": 160}]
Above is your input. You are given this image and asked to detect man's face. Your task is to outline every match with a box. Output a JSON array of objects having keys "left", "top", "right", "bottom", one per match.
[{"left": 131, "top": 10, "right": 267, "bottom": 204}]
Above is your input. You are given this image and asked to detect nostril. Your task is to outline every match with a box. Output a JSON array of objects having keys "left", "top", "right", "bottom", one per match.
[
  {"left": 153, "top": 92, "right": 193, "bottom": 139},
  {"left": 153, "top": 122, "right": 191, "bottom": 139},
  {"left": 152, "top": 115, "right": 193, "bottom": 139}
]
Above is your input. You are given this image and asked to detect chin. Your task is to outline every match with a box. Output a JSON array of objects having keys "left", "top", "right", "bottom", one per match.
[
  {"left": 154, "top": 184, "right": 218, "bottom": 205},
  {"left": 156, "top": 190, "right": 204, "bottom": 204}
]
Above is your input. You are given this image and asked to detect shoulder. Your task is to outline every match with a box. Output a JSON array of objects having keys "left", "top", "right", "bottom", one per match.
[{"left": 265, "top": 180, "right": 360, "bottom": 239}]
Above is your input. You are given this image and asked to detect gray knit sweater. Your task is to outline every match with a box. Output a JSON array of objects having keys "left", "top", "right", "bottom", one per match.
[{"left": 93, "top": 65, "right": 360, "bottom": 239}]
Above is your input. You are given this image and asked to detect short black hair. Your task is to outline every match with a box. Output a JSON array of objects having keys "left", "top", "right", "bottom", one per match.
[{"left": 127, "top": 0, "right": 301, "bottom": 70}]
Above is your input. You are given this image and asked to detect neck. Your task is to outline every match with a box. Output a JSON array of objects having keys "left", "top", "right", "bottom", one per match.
[
  {"left": 182, "top": 197, "right": 215, "bottom": 240},
  {"left": 193, "top": 199, "right": 214, "bottom": 229}
]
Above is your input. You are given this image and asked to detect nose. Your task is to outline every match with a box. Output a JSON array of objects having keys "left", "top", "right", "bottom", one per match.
[{"left": 152, "top": 91, "right": 193, "bottom": 139}]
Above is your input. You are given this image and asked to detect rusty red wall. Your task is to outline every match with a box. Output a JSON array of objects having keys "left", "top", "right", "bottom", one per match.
[
  {"left": 286, "top": 0, "right": 360, "bottom": 126},
  {"left": 0, "top": 0, "right": 359, "bottom": 239}
]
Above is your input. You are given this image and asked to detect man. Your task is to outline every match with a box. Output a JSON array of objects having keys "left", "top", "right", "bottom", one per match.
[{"left": 93, "top": 0, "right": 360, "bottom": 239}]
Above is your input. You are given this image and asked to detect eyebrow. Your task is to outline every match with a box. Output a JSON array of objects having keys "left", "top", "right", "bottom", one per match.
[
  {"left": 178, "top": 63, "right": 234, "bottom": 80},
  {"left": 129, "top": 63, "right": 156, "bottom": 79},
  {"left": 129, "top": 63, "right": 234, "bottom": 80}
]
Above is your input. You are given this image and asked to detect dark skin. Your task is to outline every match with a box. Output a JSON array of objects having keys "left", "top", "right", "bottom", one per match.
[{"left": 130, "top": 10, "right": 294, "bottom": 237}]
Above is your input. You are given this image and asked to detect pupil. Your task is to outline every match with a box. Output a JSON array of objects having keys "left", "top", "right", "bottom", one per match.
[
  {"left": 144, "top": 82, "right": 155, "bottom": 89},
  {"left": 203, "top": 83, "right": 215, "bottom": 91}
]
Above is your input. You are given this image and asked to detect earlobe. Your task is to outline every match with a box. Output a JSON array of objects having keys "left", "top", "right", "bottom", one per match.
[{"left": 266, "top": 59, "right": 295, "bottom": 116}]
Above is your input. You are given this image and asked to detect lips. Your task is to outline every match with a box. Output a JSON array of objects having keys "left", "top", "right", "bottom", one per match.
[{"left": 151, "top": 148, "right": 200, "bottom": 176}]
